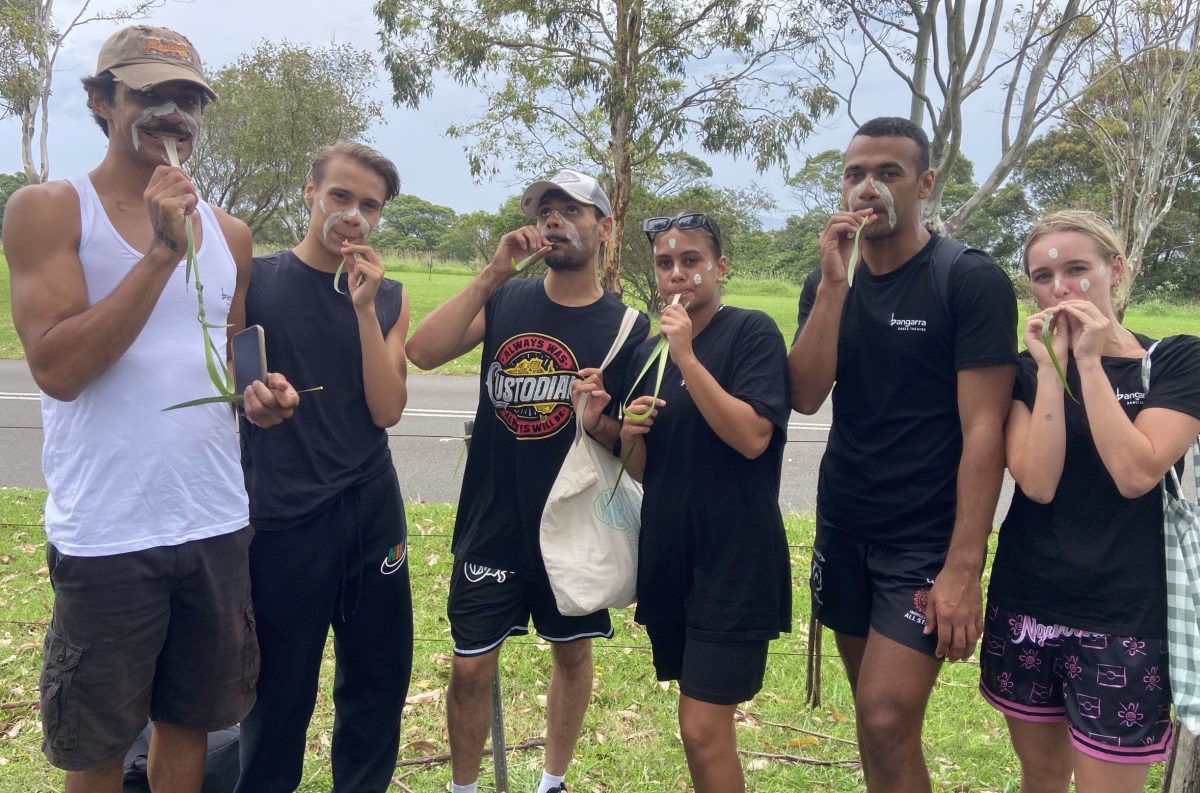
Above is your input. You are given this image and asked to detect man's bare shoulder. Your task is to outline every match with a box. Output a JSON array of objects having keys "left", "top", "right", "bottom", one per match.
[
  {"left": 2, "top": 180, "right": 82, "bottom": 265},
  {"left": 210, "top": 205, "right": 251, "bottom": 247}
]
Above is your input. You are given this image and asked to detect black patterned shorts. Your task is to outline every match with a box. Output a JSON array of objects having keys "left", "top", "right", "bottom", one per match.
[{"left": 979, "top": 602, "right": 1174, "bottom": 764}]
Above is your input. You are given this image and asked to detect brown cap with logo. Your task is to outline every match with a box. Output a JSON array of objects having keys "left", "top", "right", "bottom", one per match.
[{"left": 95, "top": 25, "right": 217, "bottom": 101}]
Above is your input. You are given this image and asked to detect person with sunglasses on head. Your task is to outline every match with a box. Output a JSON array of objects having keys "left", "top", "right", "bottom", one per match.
[
  {"left": 575, "top": 211, "right": 791, "bottom": 793},
  {"left": 981, "top": 211, "right": 1200, "bottom": 792},
  {"left": 787, "top": 117, "right": 1017, "bottom": 792},
  {"left": 407, "top": 169, "right": 650, "bottom": 793}
]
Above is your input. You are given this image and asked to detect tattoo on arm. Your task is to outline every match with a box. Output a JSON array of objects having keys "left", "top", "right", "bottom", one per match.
[{"left": 152, "top": 220, "right": 180, "bottom": 253}]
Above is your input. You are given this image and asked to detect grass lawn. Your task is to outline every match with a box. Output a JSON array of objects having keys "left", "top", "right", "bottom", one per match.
[
  {"left": 0, "top": 489, "right": 1169, "bottom": 792},
  {"left": 3, "top": 253, "right": 1200, "bottom": 373}
]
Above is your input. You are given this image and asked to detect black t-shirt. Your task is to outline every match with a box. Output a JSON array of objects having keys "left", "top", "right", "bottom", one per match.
[
  {"left": 989, "top": 334, "right": 1200, "bottom": 638},
  {"left": 453, "top": 278, "right": 651, "bottom": 574},
  {"left": 622, "top": 306, "right": 792, "bottom": 640},
  {"left": 796, "top": 234, "right": 1018, "bottom": 548},
  {"left": 240, "top": 250, "right": 403, "bottom": 529}
]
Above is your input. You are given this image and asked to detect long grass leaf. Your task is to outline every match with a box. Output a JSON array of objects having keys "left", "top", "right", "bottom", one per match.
[
  {"left": 164, "top": 138, "right": 232, "bottom": 397},
  {"left": 1042, "top": 309, "right": 1077, "bottom": 401},
  {"left": 846, "top": 220, "right": 865, "bottom": 287},
  {"left": 511, "top": 246, "right": 552, "bottom": 275},
  {"left": 163, "top": 385, "right": 323, "bottom": 412}
]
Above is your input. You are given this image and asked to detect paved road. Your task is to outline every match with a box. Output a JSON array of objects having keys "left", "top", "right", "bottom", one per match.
[{"left": 0, "top": 360, "right": 858, "bottom": 514}]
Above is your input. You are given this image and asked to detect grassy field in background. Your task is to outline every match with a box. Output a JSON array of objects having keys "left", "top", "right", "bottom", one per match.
[
  {"left": 3, "top": 253, "right": 1200, "bottom": 373},
  {"left": 0, "top": 488, "right": 1168, "bottom": 792}
]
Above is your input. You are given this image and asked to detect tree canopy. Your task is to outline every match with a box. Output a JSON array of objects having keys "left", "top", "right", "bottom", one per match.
[
  {"left": 374, "top": 0, "right": 835, "bottom": 292},
  {"left": 187, "top": 40, "right": 382, "bottom": 243}
]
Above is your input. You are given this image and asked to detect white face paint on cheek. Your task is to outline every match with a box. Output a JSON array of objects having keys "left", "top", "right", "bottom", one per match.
[
  {"left": 1080, "top": 277, "right": 1091, "bottom": 292},
  {"left": 321, "top": 205, "right": 372, "bottom": 242},
  {"left": 130, "top": 102, "right": 201, "bottom": 153},
  {"left": 705, "top": 261, "right": 713, "bottom": 271},
  {"left": 693, "top": 273, "right": 702, "bottom": 285}
]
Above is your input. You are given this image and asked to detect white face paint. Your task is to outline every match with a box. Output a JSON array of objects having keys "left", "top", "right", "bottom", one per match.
[
  {"left": 673, "top": 264, "right": 681, "bottom": 277},
  {"left": 552, "top": 210, "right": 582, "bottom": 249},
  {"left": 871, "top": 179, "right": 898, "bottom": 229},
  {"left": 692, "top": 273, "right": 702, "bottom": 285},
  {"left": 1047, "top": 247, "right": 1059, "bottom": 260},
  {"left": 847, "top": 179, "right": 897, "bottom": 229},
  {"left": 1080, "top": 277, "right": 1091, "bottom": 292},
  {"left": 322, "top": 203, "right": 371, "bottom": 243},
  {"left": 130, "top": 102, "right": 200, "bottom": 153},
  {"left": 1054, "top": 277, "right": 1062, "bottom": 291},
  {"left": 705, "top": 261, "right": 713, "bottom": 271},
  {"left": 667, "top": 237, "right": 676, "bottom": 249}
]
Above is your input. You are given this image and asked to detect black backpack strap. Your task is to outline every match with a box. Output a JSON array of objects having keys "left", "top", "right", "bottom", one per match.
[{"left": 927, "top": 235, "right": 982, "bottom": 328}]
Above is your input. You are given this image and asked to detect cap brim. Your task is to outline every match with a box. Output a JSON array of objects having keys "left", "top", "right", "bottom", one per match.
[
  {"left": 110, "top": 63, "right": 218, "bottom": 101},
  {"left": 520, "top": 180, "right": 558, "bottom": 217}
]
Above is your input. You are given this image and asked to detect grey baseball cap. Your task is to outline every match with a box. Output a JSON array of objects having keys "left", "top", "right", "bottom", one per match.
[{"left": 521, "top": 169, "right": 612, "bottom": 218}]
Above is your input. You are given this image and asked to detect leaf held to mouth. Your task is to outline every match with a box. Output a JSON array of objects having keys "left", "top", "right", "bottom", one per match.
[
  {"left": 1042, "top": 309, "right": 1077, "bottom": 401},
  {"left": 511, "top": 245, "right": 552, "bottom": 274},
  {"left": 846, "top": 219, "right": 865, "bottom": 287}
]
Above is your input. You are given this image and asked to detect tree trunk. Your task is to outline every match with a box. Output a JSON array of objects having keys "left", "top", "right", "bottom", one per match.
[
  {"left": 603, "top": 166, "right": 630, "bottom": 295},
  {"left": 20, "top": 105, "right": 38, "bottom": 184},
  {"left": 1164, "top": 723, "right": 1199, "bottom": 793}
]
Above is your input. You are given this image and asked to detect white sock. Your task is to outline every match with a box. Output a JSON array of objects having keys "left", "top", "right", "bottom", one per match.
[
  {"left": 536, "top": 771, "right": 566, "bottom": 793},
  {"left": 451, "top": 782, "right": 478, "bottom": 793}
]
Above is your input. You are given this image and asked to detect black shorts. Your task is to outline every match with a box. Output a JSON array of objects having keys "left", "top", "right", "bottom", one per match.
[
  {"left": 644, "top": 622, "right": 769, "bottom": 705},
  {"left": 40, "top": 527, "right": 258, "bottom": 771},
  {"left": 809, "top": 520, "right": 946, "bottom": 656},
  {"left": 447, "top": 558, "right": 612, "bottom": 656},
  {"left": 980, "top": 603, "right": 1174, "bottom": 764}
]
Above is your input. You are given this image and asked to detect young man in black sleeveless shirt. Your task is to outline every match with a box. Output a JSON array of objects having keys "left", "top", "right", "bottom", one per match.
[
  {"left": 235, "top": 142, "right": 412, "bottom": 793},
  {"left": 789, "top": 118, "right": 1017, "bottom": 792},
  {"left": 408, "top": 170, "right": 649, "bottom": 793}
]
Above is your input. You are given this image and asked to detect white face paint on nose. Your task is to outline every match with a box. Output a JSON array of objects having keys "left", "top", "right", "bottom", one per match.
[
  {"left": 552, "top": 210, "right": 582, "bottom": 249},
  {"left": 322, "top": 204, "right": 371, "bottom": 243},
  {"left": 871, "top": 179, "right": 898, "bottom": 229},
  {"left": 1054, "top": 277, "right": 1062, "bottom": 291}
]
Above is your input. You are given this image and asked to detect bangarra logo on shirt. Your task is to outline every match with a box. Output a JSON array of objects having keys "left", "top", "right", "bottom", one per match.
[{"left": 486, "top": 333, "right": 579, "bottom": 439}]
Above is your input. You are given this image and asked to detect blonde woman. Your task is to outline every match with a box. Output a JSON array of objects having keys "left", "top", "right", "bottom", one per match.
[{"left": 981, "top": 210, "right": 1200, "bottom": 791}]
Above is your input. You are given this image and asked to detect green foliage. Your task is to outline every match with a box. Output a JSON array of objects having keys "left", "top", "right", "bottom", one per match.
[
  {"left": 188, "top": 41, "right": 383, "bottom": 245},
  {"left": 619, "top": 182, "right": 774, "bottom": 313},
  {"left": 0, "top": 171, "right": 28, "bottom": 229},
  {"left": 371, "top": 193, "right": 459, "bottom": 252},
  {"left": 0, "top": 1, "right": 38, "bottom": 119},
  {"left": 374, "top": 0, "right": 836, "bottom": 286}
]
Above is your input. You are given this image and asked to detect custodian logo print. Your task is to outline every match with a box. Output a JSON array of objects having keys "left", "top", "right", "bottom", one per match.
[{"left": 487, "top": 333, "right": 579, "bottom": 439}]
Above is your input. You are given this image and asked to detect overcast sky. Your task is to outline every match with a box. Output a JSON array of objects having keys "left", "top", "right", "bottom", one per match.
[{"left": 0, "top": 0, "right": 1016, "bottom": 221}]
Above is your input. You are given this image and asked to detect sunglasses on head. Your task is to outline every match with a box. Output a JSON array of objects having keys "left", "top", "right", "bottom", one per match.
[{"left": 643, "top": 213, "right": 721, "bottom": 249}]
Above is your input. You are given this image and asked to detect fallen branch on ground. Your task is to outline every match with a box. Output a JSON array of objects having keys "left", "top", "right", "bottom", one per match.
[
  {"left": 394, "top": 737, "right": 547, "bottom": 769},
  {"left": 738, "top": 749, "right": 861, "bottom": 768}
]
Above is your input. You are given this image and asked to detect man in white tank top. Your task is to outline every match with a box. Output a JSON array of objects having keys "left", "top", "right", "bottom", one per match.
[{"left": 2, "top": 25, "right": 298, "bottom": 793}]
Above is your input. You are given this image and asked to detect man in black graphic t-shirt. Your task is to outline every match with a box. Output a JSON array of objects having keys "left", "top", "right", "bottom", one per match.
[
  {"left": 788, "top": 117, "right": 1016, "bottom": 793},
  {"left": 407, "top": 170, "right": 649, "bottom": 793}
]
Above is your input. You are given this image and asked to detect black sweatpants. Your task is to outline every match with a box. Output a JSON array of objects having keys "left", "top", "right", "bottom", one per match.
[{"left": 235, "top": 469, "right": 413, "bottom": 793}]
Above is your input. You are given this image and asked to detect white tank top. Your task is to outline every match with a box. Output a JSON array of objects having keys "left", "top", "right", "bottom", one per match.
[{"left": 40, "top": 175, "right": 249, "bottom": 556}]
